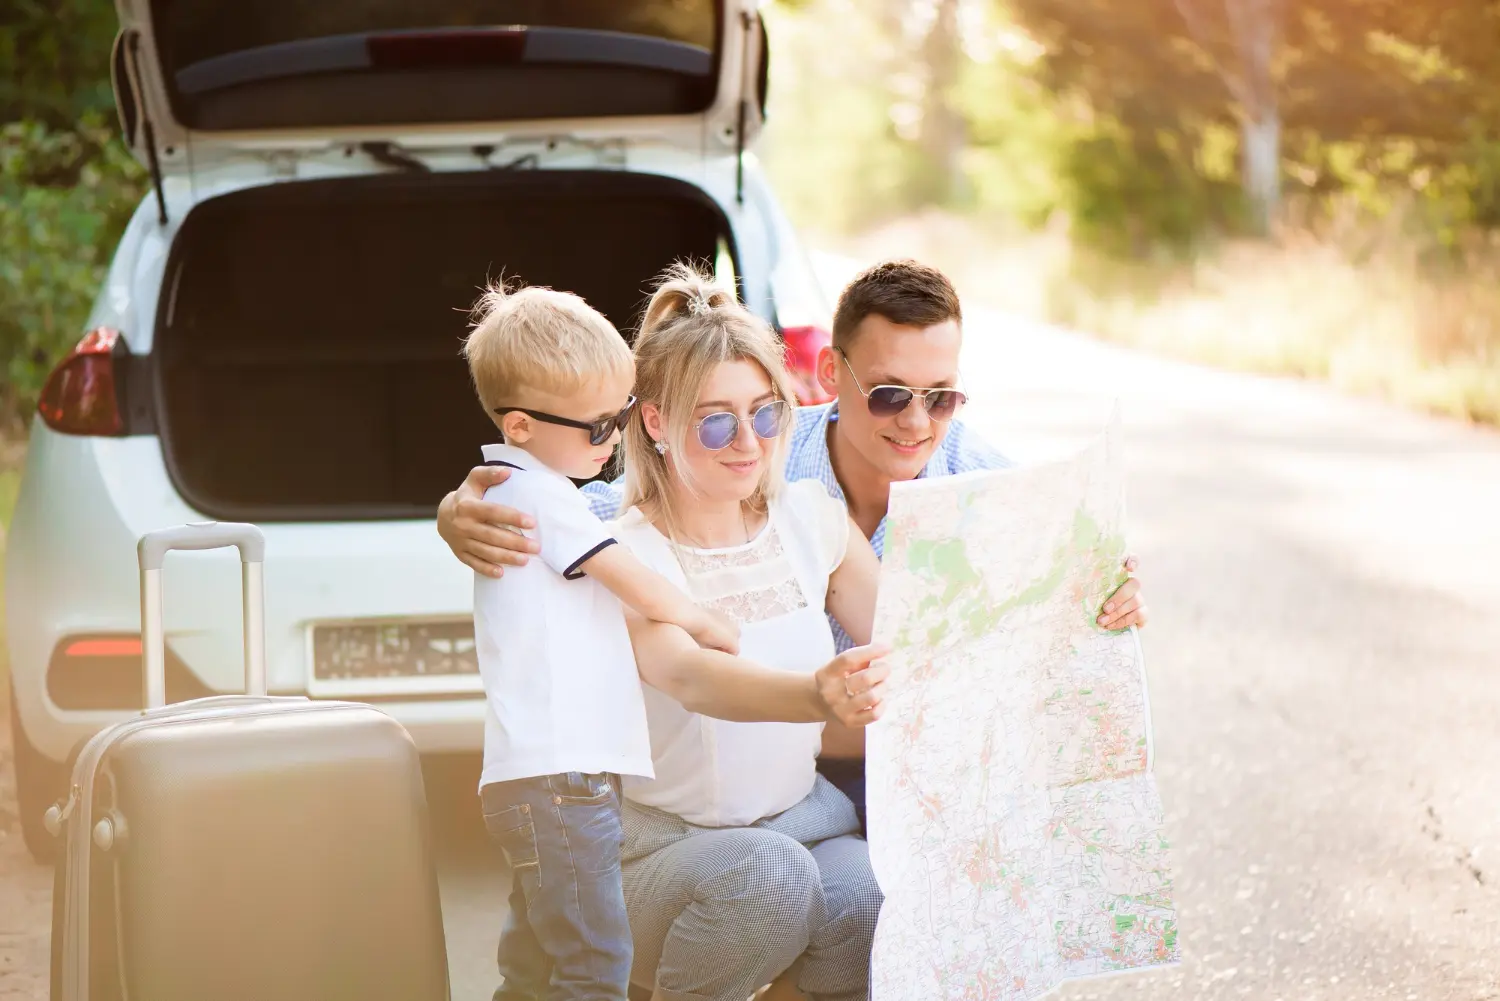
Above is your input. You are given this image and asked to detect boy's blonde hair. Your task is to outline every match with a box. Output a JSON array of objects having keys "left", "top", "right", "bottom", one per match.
[
  {"left": 623, "top": 263, "right": 798, "bottom": 535},
  {"left": 462, "top": 281, "right": 633, "bottom": 421}
]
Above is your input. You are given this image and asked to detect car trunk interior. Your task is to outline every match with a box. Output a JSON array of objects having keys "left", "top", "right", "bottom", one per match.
[{"left": 155, "top": 170, "right": 731, "bottom": 521}]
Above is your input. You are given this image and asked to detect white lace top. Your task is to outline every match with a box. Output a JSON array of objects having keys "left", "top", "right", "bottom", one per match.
[{"left": 613, "top": 479, "right": 850, "bottom": 827}]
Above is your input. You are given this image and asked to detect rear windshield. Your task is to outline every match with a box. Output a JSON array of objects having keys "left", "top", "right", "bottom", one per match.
[
  {"left": 148, "top": 0, "right": 721, "bottom": 131},
  {"left": 156, "top": 1, "right": 717, "bottom": 69}
]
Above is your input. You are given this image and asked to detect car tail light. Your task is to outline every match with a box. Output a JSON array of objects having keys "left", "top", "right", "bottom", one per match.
[
  {"left": 47, "top": 633, "right": 143, "bottom": 710},
  {"left": 781, "top": 325, "right": 834, "bottom": 406},
  {"left": 47, "top": 633, "right": 213, "bottom": 711},
  {"left": 64, "top": 637, "right": 143, "bottom": 658},
  {"left": 37, "top": 327, "right": 128, "bottom": 436}
]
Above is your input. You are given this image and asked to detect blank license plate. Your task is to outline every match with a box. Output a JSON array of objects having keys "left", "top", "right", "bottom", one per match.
[{"left": 309, "top": 619, "right": 480, "bottom": 695}]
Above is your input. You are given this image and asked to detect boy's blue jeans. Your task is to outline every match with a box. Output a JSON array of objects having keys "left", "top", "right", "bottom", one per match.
[{"left": 481, "top": 772, "right": 631, "bottom": 1001}]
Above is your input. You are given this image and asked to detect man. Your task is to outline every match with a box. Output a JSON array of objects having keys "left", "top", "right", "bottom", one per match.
[{"left": 436, "top": 259, "right": 1149, "bottom": 826}]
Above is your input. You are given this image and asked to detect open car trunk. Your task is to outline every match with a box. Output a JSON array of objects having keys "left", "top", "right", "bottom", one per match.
[
  {"left": 109, "top": 0, "right": 764, "bottom": 176},
  {"left": 155, "top": 171, "right": 731, "bottom": 522}
]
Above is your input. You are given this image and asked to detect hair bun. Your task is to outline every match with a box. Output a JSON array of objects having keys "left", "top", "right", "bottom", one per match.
[{"left": 640, "top": 262, "right": 739, "bottom": 337}]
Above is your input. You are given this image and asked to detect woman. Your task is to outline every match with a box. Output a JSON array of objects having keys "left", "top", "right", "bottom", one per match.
[{"left": 613, "top": 265, "right": 885, "bottom": 1001}]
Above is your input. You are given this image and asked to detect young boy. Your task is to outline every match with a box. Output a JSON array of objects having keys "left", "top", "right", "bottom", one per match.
[{"left": 462, "top": 282, "right": 738, "bottom": 1000}]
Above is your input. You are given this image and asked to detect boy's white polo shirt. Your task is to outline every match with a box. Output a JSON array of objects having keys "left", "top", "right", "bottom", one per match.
[{"left": 472, "top": 442, "right": 654, "bottom": 789}]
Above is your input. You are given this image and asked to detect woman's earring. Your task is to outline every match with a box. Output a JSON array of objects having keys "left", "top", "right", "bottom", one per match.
[{"left": 653, "top": 439, "right": 669, "bottom": 456}]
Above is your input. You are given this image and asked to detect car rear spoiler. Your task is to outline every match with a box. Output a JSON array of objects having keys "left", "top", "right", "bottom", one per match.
[{"left": 174, "top": 26, "right": 713, "bottom": 97}]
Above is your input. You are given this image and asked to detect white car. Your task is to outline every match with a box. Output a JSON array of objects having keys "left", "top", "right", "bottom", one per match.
[{"left": 6, "top": 0, "right": 835, "bottom": 861}]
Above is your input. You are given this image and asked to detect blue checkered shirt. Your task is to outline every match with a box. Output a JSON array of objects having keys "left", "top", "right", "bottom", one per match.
[{"left": 582, "top": 403, "right": 1013, "bottom": 650}]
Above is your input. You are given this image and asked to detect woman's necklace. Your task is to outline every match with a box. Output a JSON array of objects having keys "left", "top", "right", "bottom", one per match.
[{"left": 676, "top": 505, "right": 754, "bottom": 549}]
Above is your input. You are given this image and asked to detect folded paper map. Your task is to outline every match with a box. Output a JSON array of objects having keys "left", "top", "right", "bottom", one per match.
[{"left": 866, "top": 408, "right": 1180, "bottom": 1001}]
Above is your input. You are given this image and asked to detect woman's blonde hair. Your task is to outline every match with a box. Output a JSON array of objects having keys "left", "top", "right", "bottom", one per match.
[{"left": 623, "top": 262, "right": 799, "bottom": 535}]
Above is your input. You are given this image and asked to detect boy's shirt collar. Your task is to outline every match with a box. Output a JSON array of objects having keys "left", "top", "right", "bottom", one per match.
[{"left": 481, "top": 442, "right": 576, "bottom": 487}]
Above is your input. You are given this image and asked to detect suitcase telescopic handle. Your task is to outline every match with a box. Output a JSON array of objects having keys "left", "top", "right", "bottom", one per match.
[{"left": 137, "top": 522, "right": 267, "bottom": 709}]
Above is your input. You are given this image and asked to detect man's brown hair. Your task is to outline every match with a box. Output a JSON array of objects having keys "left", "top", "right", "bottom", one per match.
[{"left": 831, "top": 259, "right": 962, "bottom": 349}]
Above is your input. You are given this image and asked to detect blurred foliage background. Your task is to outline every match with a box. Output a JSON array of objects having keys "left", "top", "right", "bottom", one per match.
[
  {"left": 2, "top": 0, "right": 143, "bottom": 432},
  {"left": 765, "top": 0, "right": 1500, "bottom": 245},
  {"left": 3, "top": 0, "right": 1500, "bottom": 430},
  {"left": 760, "top": 0, "right": 1500, "bottom": 424}
]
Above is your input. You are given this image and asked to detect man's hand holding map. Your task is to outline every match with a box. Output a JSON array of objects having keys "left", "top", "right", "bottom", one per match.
[{"left": 866, "top": 409, "right": 1180, "bottom": 1000}]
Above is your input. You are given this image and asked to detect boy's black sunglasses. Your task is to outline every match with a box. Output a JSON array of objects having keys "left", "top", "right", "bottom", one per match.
[{"left": 493, "top": 396, "right": 637, "bottom": 446}]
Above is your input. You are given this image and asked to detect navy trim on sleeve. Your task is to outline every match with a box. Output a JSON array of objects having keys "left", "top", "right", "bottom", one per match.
[
  {"left": 563, "top": 538, "right": 618, "bottom": 580},
  {"left": 483, "top": 460, "right": 524, "bottom": 470}
]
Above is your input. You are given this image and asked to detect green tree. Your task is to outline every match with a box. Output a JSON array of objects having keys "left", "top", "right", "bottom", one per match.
[
  {"left": 0, "top": 0, "right": 143, "bottom": 428},
  {"left": 1, "top": 0, "right": 117, "bottom": 123},
  {"left": 1006, "top": 0, "right": 1489, "bottom": 243},
  {"left": 914, "top": 0, "right": 967, "bottom": 206},
  {"left": 1172, "top": 0, "right": 1285, "bottom": 233}
]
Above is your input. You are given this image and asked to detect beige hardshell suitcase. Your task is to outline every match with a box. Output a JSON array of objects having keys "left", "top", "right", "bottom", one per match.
[{"left": 48, "top": 522, "right": 450, "bottom": 1001}]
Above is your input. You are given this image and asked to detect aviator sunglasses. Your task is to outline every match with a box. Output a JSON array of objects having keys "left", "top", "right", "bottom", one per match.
[
  {"left": 837, "top": 349, "right": 967, "bottom": 421},
  {"left": 693, "top": 399, "right": 792, "bottom": 450},
  {"left": 493, "top": 396, "right": 637, "bottom": 447}
]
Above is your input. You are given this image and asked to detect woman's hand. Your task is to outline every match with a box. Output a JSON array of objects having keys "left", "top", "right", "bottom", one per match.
[
  {"left": 1097, "top": 554, "right": 1149, "bottom": 631},
  {"left": 815, "top": 644, "right": 890, "bottom": 727},
  {"left": 436, "top": 465, "right": 540, "bottom": 577}
]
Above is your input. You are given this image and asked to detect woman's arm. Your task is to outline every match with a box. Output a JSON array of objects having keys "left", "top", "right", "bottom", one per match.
[
  {"left": 825, "top": 516, "right": 880, "bottom": 647},
  {"left": 820, "top": 519, "right": 884, "bottom": 759},
  {"left": 626, "top": 612, "right": 888, "bottom": 726}
]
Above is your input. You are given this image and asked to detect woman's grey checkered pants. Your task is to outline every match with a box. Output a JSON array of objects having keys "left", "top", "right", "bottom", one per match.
[{"left": 620, "top": 776, "right": 882, "bottom": 1001}]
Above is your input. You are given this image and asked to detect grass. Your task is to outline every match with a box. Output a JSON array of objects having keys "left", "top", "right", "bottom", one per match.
[{"left": 832, "top": 206, "right": 1500, "bottom": 429}]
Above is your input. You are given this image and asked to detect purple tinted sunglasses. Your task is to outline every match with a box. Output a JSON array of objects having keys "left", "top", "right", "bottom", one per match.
[{"left": 693, "top": 400, "right": 791, "bottom": 450}]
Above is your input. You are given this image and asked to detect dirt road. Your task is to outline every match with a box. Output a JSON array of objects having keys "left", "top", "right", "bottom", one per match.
[
  {"left": 4, "top": 292, "right": 1499, "bottom": 1000},
  {"left": 0, "top": 695, "right": 51, "bottom": 1001},
  {"left": 952, "top": 306, "right": 1500, "bottom": 1001}
]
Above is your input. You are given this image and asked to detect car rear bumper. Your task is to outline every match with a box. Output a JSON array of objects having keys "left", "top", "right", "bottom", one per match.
[
  {"left": 18, "top": 695, "right": 486, "bottom": 766},
  {"left": 7, "top": 427, "right": 485, "bottom": 762}
]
